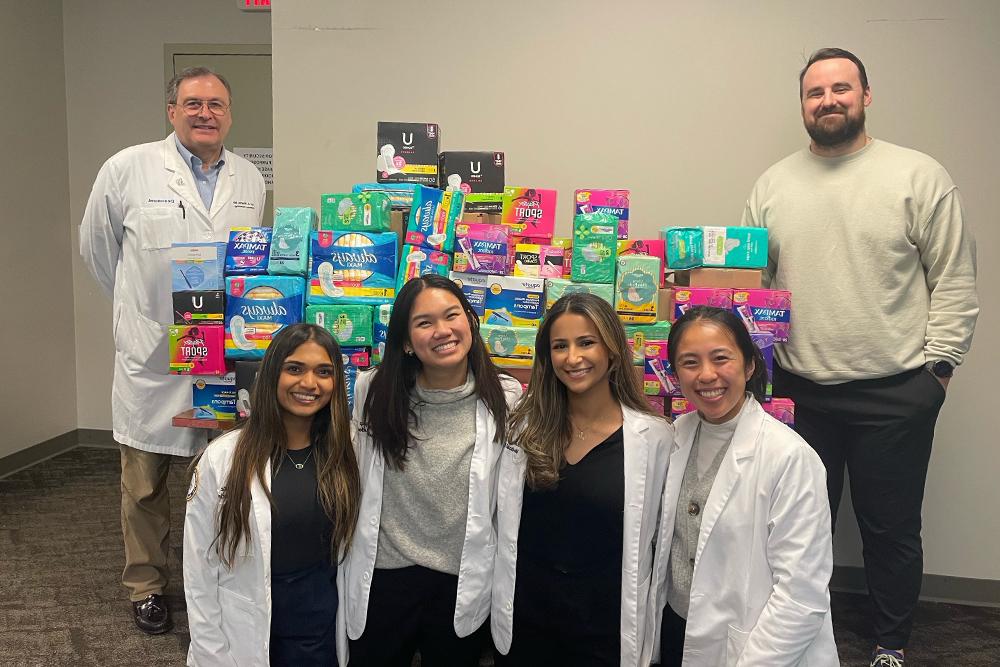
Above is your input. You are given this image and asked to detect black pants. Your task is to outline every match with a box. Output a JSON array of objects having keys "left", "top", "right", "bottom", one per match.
[
  {"left": 348, "top": 565, "right": 483, "bottom": 667},
  {"left": 657, "top": 603, "right": 686, "bottom": 667},
  {"left": 270, "top": 561, "right": 339, "bottom": 666},
  {"left": 774, "top": 363, "right": 946, "bottom": 648}
]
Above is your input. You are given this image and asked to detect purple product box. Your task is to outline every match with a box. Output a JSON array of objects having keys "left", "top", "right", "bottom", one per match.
[{"left": 733, "top": 289, "right": 791, "bottom": 342}]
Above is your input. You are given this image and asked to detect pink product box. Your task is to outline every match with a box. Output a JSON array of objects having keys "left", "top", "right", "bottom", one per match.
[
  {"left": 670, "top": 397, "right": 698, "bottom": 420},
  {"left": 168, "top": 324, "right": 226, "bottom": 376},
  {"left": 643, "top": 340, "right": 680, "bottom": 397},
  {"left": 513, "top": 243, "right": 564, "bottom": 278},
  {"left": 672, "top": 287, "right": 734, "bottom": 321},
  {"left": 762, "top": 397, "right": 795, "bottom": 426},
  {"left": 453, "top": 222, "right": 509, "bottom": 275},
  {"left": 574, "top": 188, "right": 630, "bottom": 239},
  {"left": 618, "top": 239, "right": 666, "bottom": 287},
  {"left": 501, "top": 187, "right": 557, "bottom": 239},
  {"left": 646, "top": 395, "right": 666, "bottom": 415},
  {"left": 732, "top": 289, "right": 792, "bottom": 342}
]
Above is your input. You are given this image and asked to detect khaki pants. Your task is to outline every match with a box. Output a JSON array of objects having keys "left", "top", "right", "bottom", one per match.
[{"left": 120, "top": 445, "right": 174, "bottom": 601}]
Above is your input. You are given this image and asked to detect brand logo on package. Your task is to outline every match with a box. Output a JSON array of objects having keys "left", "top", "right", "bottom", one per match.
[
  {"left": 494, "top": 153, "right": 504, "bottom": 166},
  {"left": 401, "top": 132, "right": 414, "bottom": 146},
  {"left": 470, "top": 161, "right": 482, "bottom": 175},
  {"left": 191, "top": 296, "right": 203, "bottom": 309}
]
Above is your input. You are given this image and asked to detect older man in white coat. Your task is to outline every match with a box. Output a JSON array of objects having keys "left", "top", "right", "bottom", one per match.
[{"left": 80, "top": 66, "right": 264, "bottom": 634}]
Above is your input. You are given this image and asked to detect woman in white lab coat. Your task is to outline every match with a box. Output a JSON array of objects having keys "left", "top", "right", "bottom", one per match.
[
  {"left": 492, "top": 293, "right": 671, "bottom": 666},
  {"left": 651, "top": 306, "right": 838, "bottom": 666},
  {"left": 184, "top": 323, "right": 360, "bottom": 666}
]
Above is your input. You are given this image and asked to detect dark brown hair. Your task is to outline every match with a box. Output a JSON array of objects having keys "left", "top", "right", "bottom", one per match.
[{"left": 799, "top": 47, "right": 869, "bottom": 98}]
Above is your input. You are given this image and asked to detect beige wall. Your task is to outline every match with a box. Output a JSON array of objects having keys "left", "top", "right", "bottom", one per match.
[
  {"left": 0, "top": 1, "right": 77, "bottom": 458},
  {"left": 273, "top": 1, "right": 1000, "bottom": 580},
  {"left": 64, "top": 0, "right": 270, "bottom": 431}
]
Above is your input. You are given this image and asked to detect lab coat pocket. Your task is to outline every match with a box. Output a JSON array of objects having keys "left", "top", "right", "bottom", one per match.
[
  {"left": 726, "top": 624, "right": 750, "bottom": 666},
  {"left": 219, "top": 586, "right": 259, "bottom": 664},
  {"left": 115, "top": 300, "right": 169, "bottom": 373},
  {"left": 138, "top": 205, "right": 188, "bottom": 250}
]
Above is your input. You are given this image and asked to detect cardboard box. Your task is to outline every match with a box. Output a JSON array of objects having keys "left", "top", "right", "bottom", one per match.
[
  {"left": 671, "top": 268, "right": 762, "bottom": 288},
  {"left": 376, "top": 121, "right": 440, "bottom": 185}
]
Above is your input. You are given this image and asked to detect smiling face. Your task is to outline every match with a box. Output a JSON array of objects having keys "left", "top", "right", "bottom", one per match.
[
  {"left": 549, "top": 312, "right": 612, "bottom": 399},
  {"left": 801, "top": 57, "right": 871, "bottom": 152},
  {"left": 167, "top": 74, "right": 232, "bottom": 163},
  {"left": 673, "top": 321, "right": 753, "bottom": 424},
  {"left": 276, "top": 339, "right": 336, "bottom": 423},
  {"left": 405, "top": 287, "right": 473, "bottom": 383}
]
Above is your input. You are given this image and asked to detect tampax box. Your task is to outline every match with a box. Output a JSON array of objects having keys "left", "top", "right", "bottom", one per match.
[
  {"left": 168, "top": 324, "right": 226, "bottom": 375},
  {"left": 615, "top": 254, "right": 661, "bottom": 323},
  {"left": 575, "top": 189, "right": 630, "bottom": 239},
  {"left": 644, "top": 340, "right": 680, "bottom": 397},
  {"left": 320, "top": 192, "right": 392, "bottom": 233},
  {"left": 308, "top": 231, "right": 398, "bottom": 306},
  {"left": 170, "top": 242, "right": 226, "bottom": 291},
  {"left": 235, "top": 360, "right": 261, "bottom": 419},
  {"left": 763, "top": 397, "right": 795, "bottom": 426},
  {"left": 752, "top": 331, "right": 775, "bottom": 401},
  {"left": 192, "top": 373, "right": 236, "bottom": 420},
  {"left": 306, "top": 304, "right": 374, "bottom": 347},
  {"left": 225, "top": 227, "right": 272, "bottom": 275},
  {"left": 269, "top": 207, "right": 316, "bottom": 276},
  {"left": 480, "top": 324, "right": 536, "bottom": 359},
  {"left": 625, "top": 321, "right": 672, "bottom": 366},
  {"left": 671, "top": 287, "right": 734, "bottom": 321},
  {"left": 618, "top": 239, "right": 666, "bottom": 287},
  {"left": 483, "top": 275, "right": 545, "bottom": 328},
  {"left": 372, "top": 304, "right": 392, "bottom": 365},
  {"left": 405, "top": 186, "right": 463, "bottom": 253},
  {"left": 439, "top": 151, "right": 505, "bottom": 213},
  {"left": 663, "top": 226, "right": 768, "bottom": 269},
  {"left": 544, "top": 278, "right": 614, "bottom": 312},
  {"left": 351, "top": 182, "right": 420, "bottom": 209},
  {"left": 454, "top": 222, "right": 509, "bottom": 275},
  {"left": 173, "top": 290, "right": 225, "bottom": 325},
  {"left": 571, "top": 212, "right": 618, "bottom": 284},
  {"left": 733, "top": 289, "right": 791, "bottom": 342},
  {"left": 396, "top": 245, "right": 451, "bottom": 292},
  {"left": 225, "top": 276, "right": 306, "bottom": 360},
  {"left": 450, "top": 271, "right": 490, "bottom": 317},
  {"left": 376, "top": 121, "right": 440, "bottom": 185},
  {"left": 500, "top": 187, "right": 557, "bottom": 238}
]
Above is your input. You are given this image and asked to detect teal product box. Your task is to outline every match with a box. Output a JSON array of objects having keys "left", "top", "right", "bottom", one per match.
[
  {"left": 352, "top": 182, "right": 420, "bottom": 209},
  {"left": 397, "top": 245, "right": 451, "bottom": 292},
  {"left": 625, "top": 321, "right": 672, "bottom": 366},
  {"left": 483, "top": 275, "right": 545, "bottom": 328},
  {"left": 225, "top": 227, "right": 272, "bottom": 275},
  {"left": 224, "top": 276, "right": 306, "bottom": 360},
  {"left": 571, "top": 213, "right": 617, "bottom": 284},
  {"left": 170, "top": 242, "right": 226, "bottom": 291},
  {"left": 480, "top": 324, "right": 536, "bottom": 359},
  {"left": 449, "top": 271, "right": 489, "bottom": 317},
  {"left": 306, "top": 304, "right": 375, "bottom": 347},
  {"left": 268, "top": 207, "right": 316, "bottom": 276},
  {"left": 544, "top": 278, "right": 614, "bottom": 311},
  {"left": 372, "top": 304, "right": 392, "bottom": 365},
  {"left": 319, "top": 192, "right": 392, "bottom": 232},
  {"left": 614, "top": 254, "right": 661, "bottom": 323},
  {"left": 192, "top": 373, "right": 236, "bottom": 421},
  {"left": 307, "top": 231, "right": 398, "bottom": 305},
  {"left": 663, "top": 226, "right": 768, "bottom": 269},
  {"left": 405, "top": 186, "right": 463, "bottom": 253}
]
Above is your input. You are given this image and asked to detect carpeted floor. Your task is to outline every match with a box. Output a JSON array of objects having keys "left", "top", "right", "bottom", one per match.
[{"left": 2, "top": 446, "right": 998, "bottom": 666}]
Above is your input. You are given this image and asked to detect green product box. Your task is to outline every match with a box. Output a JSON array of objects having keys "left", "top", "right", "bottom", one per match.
[
  {"left": 306, "top": 304, "right": 374, "bottom": 347},
  {"left": 624, "top": 321, "right": 673, "bottom": 365},
  {"left": 544, "top": 278, "right": 614, "bottom": 312},
  {"left": 480, "top": 324, "right": 537, "bottom": 359},
  {"left": 319, "top": 192, "right": 392, "bottom": 232},
  {"left": 571, "top": 212, "right": 617, "bottom": 284}
]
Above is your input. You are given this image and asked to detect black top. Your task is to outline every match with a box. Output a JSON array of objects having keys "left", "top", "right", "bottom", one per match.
[
  {"left": 517, "top": 426, "right": 625, "bottom": 575},
  {"left": 270, "top": 446, "right": 334, "bottom": 575}
]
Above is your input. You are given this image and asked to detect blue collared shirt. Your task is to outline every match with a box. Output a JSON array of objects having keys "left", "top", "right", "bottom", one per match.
[{"left": 174, "top": 135, "right": 225, "bottom": 211}]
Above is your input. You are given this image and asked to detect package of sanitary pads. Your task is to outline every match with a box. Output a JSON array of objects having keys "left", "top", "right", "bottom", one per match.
[
  {"left": 225, "top": 227, "right": 272, "bottom": 275},
  {"left": 269, "top": 207, "right": 316, "bottom": 276},
  {"left": 224, "top": 276, "right": 306, "bottom": 359},
  {"left": 173, "top": 290, "right": 225, "bottom": 325},
  {"left": 168, "top": 324, "right": 226, "bottom": 375},
  {"left": 618, "top": 239, "right": 666, "bottom": 287},
  {"left": 308, "top": 231, "right": 398, "bottom": 305},
  {"left": 306, "top": 304, "right": 374, "bottom": 347},
  {"left": 405, "top": 186, "right": 462, "bottom": 253},
  {"left": 352, "top": 182, "right": 420, "bottom": 209},
  {"left": 663, "top": 226, "right": 768, "bottom": 269},
  {"left": 571, "top": 213, "right": 617, "bottom": 284},
  {"left": 235, "top": 360, "right": 261, "bottom": 419},
  {"left": 544, "top": 278, "right": 614, "bottom": 312},
  {"left": 480, "top": 324, "right": 537, "bottom": 359},
  {"left": 615, "top": 254, "right": 661, "bottom": 323},
  {"left": 439, "top": 151, "right": 505, "bottom": 213},
  {"left": 377, "top": 122, "right": 440, "bottom": 185},
  {"left": 320, "top": 192, "right": 392, "bottom": 233},
  {"left": 397, "top": 245, "right": 451, "bottom": 292},
  {"left": 575, "top": 189, "right": 630, "bottom": 239},
  {"left": 170, "top": 242, "right": 226, "bottom": 291}
]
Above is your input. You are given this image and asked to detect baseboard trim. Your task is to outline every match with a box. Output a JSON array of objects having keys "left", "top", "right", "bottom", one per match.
[
  {"left": 0, "top": 430, "right": 81, "bottom": 479},
  {"left": 832, "top": 565, "right": 1000, "bottom": 608},
  {"left": 76, "top": 428, "right": 118, "bottom": 448}
]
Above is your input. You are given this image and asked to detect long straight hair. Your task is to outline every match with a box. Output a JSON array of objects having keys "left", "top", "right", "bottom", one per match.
[
  {"left": 361, "top": 274, "right": 510, "bottom": 469},
  {"left": 509, "top": 293, "right": 658, "bottom": 490},
  {"left": 211, "top": 323, "right": 361, "bottom": 568}
]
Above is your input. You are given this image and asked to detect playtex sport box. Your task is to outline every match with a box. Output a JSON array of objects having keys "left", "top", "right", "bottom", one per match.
[
  {"left": 733, "top": 289, "right": 791, "bottom": 342},
  {"left": 306, "top": 304, "right": 374, "bottom": 347},
  {"left": 320, "top": 192, "right": 392, "bottom": 233},
  {"left": 575, "top": 189, "right": 630, "bottom": 239},
  {"left": 644, "top": 340, "right": 680, "bottom": 397},
  {"left": 225, "top": 276, "right": 306, "bottom": 360},
  {"left": 308, "top": 231, "right": 398, "bottom": 306},
  {"left": 439, "top": 151, "right": 505, "bottom": 213},
  {"left": 500, "top": 187, "right": 557, "bottom": 238},
  {"left": 376, "top": 122, "right": 440, "bottom": 185},
  {"left": 225, "top": 227, "right": 272, "bottom": 275},
  {"left": 168, "top": 324, "right": 226, "bottom": 375},
  {"left": 192, "top": 373, "right": 236, "bottom": 420}
]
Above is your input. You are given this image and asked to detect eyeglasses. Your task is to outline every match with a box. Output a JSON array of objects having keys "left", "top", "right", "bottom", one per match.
[{"left": 174, "top": 99, "right": 230, "bottom": 116}]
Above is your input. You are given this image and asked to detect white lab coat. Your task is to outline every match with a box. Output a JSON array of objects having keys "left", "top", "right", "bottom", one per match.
[
  {"left": 339, "top": 369, "right": 523, "bottom": 665},
  {"left": 649, "top": 398, "right": 838, "bottom": 666},
  {"left": 183, "top": 429, "right": 273, "bottom": 666},
  {"left": 492, "top": 407, "right": 673, "bottom": 667},
  {"left": 80, "top": 134, "right": 265, "bottom": 456}
]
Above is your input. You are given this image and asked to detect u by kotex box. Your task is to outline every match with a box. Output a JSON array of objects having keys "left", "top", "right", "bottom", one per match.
[
  {"left": 483, "top": 275, "right": 545, "bottom": 328},
  {"left": 544, "top": 278, "right": 614, "bottom": 311},
  {"left": 372, "top": 304, "right": 391, "bottom": 365},
  {"left": 376, "top": 121, "right": 440, "bottom": 185},
  {"left": 173, "top": 290, "right": 225, "bottom": 325},
  {"left": 308, "top": 231, "right": 398, "bottom": 305},
  {"left": 168, "top": 324, "right": 226, "bottom": 375},
  {"left": 454, "top": 222, "right": 509, "bottom": 275},
  {"left": 224, "top": 227, "right": 272, "bottom": 275},
  {"left": 269, "top": 207, "right": 316, "bottom": 276},
  {"left": 618, "top": 239, "right": 666, "bottom": 287},
  {"left": 449, "top": 271, "right": 490, "bottom": 317},
  {"left": 480, "top": 324, "right": 536, "bottom": 359},
  {"left": 306, "top": 304, "right": 374, "bottom": 347},
  {"left": 192, "top": 373, "right": 236, "bottom": 420},
  {"left": 224, "top": 276, "right": 306, "bottom": 360},
  {"left": 752, "top": 331, "right": 775, "bottom": 400},
  {"left": 500, "top": 187, "right": 557, "bottom": 238},
  {"left": 170, "top": 242, "right": 226, "bottom": 291},
  {"left": 405, "top": 186, "right": 463, "bottom": 253},
  {"left": 397, "top": 245, "right": 451, "bottom": 292},
  {"left": 574, "top": 189, "right": 630, "bottom": 239},
  {"left": 644, "top": 340, "right": 680, "bottom": 397},
  {"left": 571, "top": 213, "right": 617, "bottom": 284},
  {"left": 320, "top": 192, "right": 392, "bottom": 233},
  {"left": 352, "top": 182, "right": 420, "bottom": 209},
  {"left": 625, "top": 321, "right": 672, "bottom": 366},
  {"left": 439, "top": 151, "right": 505, "bottom": 213},
  {"left": 615, "top": 254, "right": 661, "bottom": 323},
  {"left": 733, "top": 289, "right": 792, "bottom": 342},
  {"left": 670, "top": 287, "right": 734, "bottom": 321}
]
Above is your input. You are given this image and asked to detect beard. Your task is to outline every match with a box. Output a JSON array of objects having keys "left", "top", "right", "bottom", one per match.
[{"left": 806, "top": 107, "right": 866, "bottom": 147}]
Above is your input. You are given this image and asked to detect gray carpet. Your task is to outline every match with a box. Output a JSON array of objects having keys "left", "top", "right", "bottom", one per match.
[{"left": 2, "top": 446, "right": 998, "bottom": 665}]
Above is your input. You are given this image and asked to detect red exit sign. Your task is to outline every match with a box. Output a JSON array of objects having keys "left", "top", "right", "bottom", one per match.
[{"left": 240, "top": 0, "right": 270, "bottom": 11}]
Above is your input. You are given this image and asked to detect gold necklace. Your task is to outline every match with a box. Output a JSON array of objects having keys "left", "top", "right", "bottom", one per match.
[{"left": 285, "top": 448, "right": 313, "bottom": 470}]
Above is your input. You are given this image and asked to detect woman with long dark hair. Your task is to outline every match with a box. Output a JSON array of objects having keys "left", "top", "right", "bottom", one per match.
[
  {"left": 492, "top": 293, "right": 672, "bottom": 666},
  {"left": 650, "top": 306, "right": 837, "bottom": 665},
  {"left": 343, "top": 274, "right": 522, "bottom": 666},
  {"left": 184, "top": 323, "right": 360, "bottom": 666}
]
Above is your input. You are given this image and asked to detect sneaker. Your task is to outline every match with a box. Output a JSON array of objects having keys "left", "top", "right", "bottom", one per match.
[
  {"left": 870, "top": 647, "right": 904, "bottom": 667},
  {"left": 132, "top": 593, "right": 173, "bottom": 634}
]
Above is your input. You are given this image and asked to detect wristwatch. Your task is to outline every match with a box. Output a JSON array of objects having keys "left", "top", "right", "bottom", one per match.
[{"left": 926, "top": 360, "right": 954, "bottom": 378}]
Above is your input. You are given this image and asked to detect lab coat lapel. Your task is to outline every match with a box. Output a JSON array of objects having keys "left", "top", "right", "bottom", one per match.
[
  {"left": 210, "top": 152, "right": 235, "bottom": 220},
  {"left": 623, "top": 410, "right": 650, "bottom": 536},
  {"left": 163, "top": 134, "right": 212, "bottom": 220},
  {"left": 662, "top": 417, "right": 696, "bottom": 537},
  {"left": 250, "top": 463, "right": 273, "bottom": 573}
]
